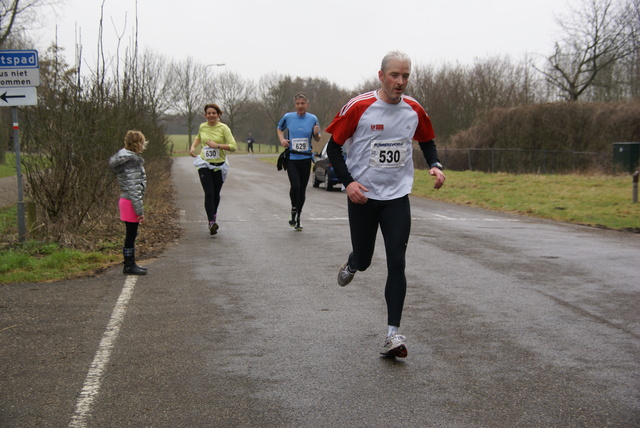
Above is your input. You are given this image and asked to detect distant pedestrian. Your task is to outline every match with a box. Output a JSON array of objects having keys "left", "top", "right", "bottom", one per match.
[
  {"left": 109, "top": 130, "right": 149, "bottom": 275},
  {"left": 326, "top": 51, "right": 446, "bottom": 358},
  {"left": 247, "top": 133, "right": 255, "bottom": 154},
  {"left": 190, "top": 103, "right": 238, "bottom": 235},
  {"left": 277, "top": 92, "right": 321, "bottom": 231}
]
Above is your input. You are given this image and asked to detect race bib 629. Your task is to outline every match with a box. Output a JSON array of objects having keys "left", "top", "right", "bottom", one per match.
[{"left": 291, "top": 138, "right": 309, "bottom": 152}]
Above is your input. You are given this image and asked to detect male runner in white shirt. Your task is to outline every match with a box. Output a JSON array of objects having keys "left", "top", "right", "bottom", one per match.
[{"left": 326, "top": 51, "right": 446, "bottom": 358}]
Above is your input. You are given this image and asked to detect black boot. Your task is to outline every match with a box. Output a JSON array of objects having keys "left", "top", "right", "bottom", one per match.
[
  {"left": 123, "top": 247, "right": 147, "bottom": 275},
  {"left": 126, "top": 248, "right": 147, "bottom": 272}
]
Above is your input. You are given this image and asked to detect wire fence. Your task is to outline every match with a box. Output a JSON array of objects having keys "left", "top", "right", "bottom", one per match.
[{"left": 431, "top": 148, "right": 612, "bottom": 174}]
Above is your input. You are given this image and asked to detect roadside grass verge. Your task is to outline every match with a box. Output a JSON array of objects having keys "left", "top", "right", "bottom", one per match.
[
  {"left": 412, "top": 170, "right": 640, "bottom": 231},
  {"left": 0, "top": 241, "right": 120, "bottom": 285},
  {"left": 0, "top": 205, "right": 121, "bottom": 285},
  {"left": 0, "top": 166, "right": 180, "bottom": 285}
]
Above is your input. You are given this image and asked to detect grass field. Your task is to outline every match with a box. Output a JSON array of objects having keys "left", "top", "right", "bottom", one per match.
[
  {"left": 168, "top": 134, "right": 190, "bottom": 154},
  {"left": 168, "top": 134, "right": 282, "bottom": 155},
  {"left": 0, "top": 153, "right": 16, "bottom": 178}
]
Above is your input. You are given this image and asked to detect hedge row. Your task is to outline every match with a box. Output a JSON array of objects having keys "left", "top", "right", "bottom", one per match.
[{"left": 449, "top": 101, "right": 640, "bottom": 152}]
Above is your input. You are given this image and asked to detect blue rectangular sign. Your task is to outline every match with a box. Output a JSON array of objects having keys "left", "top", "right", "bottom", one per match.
[{"left": 0, "top": 50, "right": 39, "bottom": 69}]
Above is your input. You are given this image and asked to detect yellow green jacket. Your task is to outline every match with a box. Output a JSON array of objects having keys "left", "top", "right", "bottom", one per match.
[{"left": 196, "top": 121, "right": 237, "bottom": 164}]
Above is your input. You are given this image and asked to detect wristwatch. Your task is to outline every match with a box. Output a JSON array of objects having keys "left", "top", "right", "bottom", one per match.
[{"left": 430, "top": 162, "right": 443, "bottom": 170}]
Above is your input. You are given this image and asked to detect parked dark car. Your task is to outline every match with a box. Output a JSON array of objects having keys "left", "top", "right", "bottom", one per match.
[{"left": 312, "top": 143, "right": 342, "bottom": 191}]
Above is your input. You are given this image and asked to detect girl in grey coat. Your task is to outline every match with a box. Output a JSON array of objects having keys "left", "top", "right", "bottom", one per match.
[{"left": 109, "top": 130, "right": 148, "bottom": 275}]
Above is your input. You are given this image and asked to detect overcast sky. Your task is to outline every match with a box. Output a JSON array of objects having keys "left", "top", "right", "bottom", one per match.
[{"left": 35, "top": 0, "right": 573, "bottom": 90}]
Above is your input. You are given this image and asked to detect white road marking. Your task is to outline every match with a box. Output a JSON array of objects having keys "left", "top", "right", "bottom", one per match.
[
  {"left": 69, "top": 276, "right": 138, "bottom": 428},
  {"left": 415, "top": 215, "right": 521, "bottom": 222},
  {"left": 179, "top": 216, "right": 521, "bottom": 223},
  {"left": 429, "top": 213, "right": 456, "bottom": 220}
]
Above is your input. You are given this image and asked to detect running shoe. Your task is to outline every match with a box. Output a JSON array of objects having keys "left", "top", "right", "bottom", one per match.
[
  {"left": 295, "top": 217, "right": 303, "bottom": 231},
  {"left": 209, "top": 221, "right": 219, "bottom": 235},
  {"left": 381, "top": 333, "right": 408, "bottom": 358},
  {"left": 288, "top": 210, "right": 297, "bottom": 227},
  {"left": 337, "top": 262, "right": 355, "bottom": 286}
]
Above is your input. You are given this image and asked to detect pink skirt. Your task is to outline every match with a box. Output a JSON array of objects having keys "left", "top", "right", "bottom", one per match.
[{"left": 119, "top": 198, "right": 139, "bottom": 222}]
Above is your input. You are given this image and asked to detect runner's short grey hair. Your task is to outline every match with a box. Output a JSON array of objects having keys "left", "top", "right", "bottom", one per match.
[
  {"left": 380, "top": 51, "right": 412, "bottom": 73},
  {"left": 294, "top": 92, "right": 308, "bottom": 101}
]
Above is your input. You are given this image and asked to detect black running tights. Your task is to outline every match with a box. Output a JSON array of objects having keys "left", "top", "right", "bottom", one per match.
[
  {"left": 286, "top": 158, "right": 311, "bottom": 214},
  {"left": 347, "top": 195, "right": 411, "bottom": 327},
  {"left": 198, "top": 167, "right": 224, "bottom": 222}
]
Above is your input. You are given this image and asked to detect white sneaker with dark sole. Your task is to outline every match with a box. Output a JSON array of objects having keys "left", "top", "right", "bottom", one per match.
[
  {"left": 381, "top": 333, "right": 408, "bottom": 358},
  {"left": 337, "top": 262, "right": 355, "bottom": 286}
]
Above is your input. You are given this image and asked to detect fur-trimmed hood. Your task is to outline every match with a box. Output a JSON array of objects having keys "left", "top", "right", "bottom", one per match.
[{"left": 109, "top": 148, "right": 145, "bottom": 173}]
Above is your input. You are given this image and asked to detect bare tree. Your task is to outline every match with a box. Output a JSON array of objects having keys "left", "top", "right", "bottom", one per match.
[
  {"left": 251, "top": 74, "right": 350, "bottom": 151},
  {"left": 257, "top": 73, "right": 295, "bottom": 123},
  {"left": 408, "top": 56, "right": 545, "bottom": 144},
  {"left": 620, "top": 0, "right": 640, "bottom": 98},
  {"left": 135, "top": 50, "right": 174, "bottom": 122},
  {"left": 294, "top": 77, "right": 350, "bottom": 133},
  {"left": 0, "top": 0, "right": 55, "bottom": 46},
  {"left": 170, "top": 57, "right": 208, "bottom": 150},
  {"left": 256, "top": 73, "right": 297, "bottom": 150},
  {"left": 20, "top": 42, "right": 171, "bottom": 245},
  {"left": 210, "top": 70, "right": 254, "bottom": 133},
  {"left": 352, "top": 76, "right": 379, "bottom": 96},
  {"left": 540, "top": 0, "right": 637, "bottom": 101}
]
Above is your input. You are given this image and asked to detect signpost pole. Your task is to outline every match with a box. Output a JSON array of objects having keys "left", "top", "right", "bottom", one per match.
[
  {"left": 0, "top": 49, "right": 40, "bottom": 242},
  {"left": 12, "top": 106, "right": 26, "bottom": 241}
]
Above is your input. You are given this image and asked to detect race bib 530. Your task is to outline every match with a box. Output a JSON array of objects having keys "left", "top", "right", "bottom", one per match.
[{"left": 369, "top": 140, "right": 409, "bottom": 168}]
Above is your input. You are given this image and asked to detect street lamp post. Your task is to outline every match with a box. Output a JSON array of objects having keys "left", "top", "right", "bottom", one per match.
[
  {"left": 205, "top": 63, "right": 226, "bottom": 88},
  {"left": 205, "top": 62, "right": 226, "bottom": 105}
]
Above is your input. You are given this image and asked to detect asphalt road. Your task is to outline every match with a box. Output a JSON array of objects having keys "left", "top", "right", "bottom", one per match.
[{"left": 1, "top": 155, "right": 639, "bottom": 427}]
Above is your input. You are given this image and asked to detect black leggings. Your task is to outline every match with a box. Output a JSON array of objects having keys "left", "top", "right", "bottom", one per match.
[
  {"left": 198, "top": 167, "right": 224, "bottom": 222},
  {"left": 124, "top": 221, "right": 139, "bottom": 248},
  {"left": 347, "top": 195, "right": 411, "bottom": 327},
  {"left": 286, "top": 158, "right": 311, "bottom": 213}
]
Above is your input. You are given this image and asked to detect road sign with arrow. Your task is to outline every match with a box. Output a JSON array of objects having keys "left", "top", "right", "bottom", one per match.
[
  {"left": 0, "top": 50, "right": 39, "bottom": 107},
  {"left": 0, "top": 87, "right": 37, "bottom": 106}
]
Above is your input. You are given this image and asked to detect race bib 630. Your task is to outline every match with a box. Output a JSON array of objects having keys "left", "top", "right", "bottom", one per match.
[{"left": 203, "top": 147, "right": 220, "bottom": 160}]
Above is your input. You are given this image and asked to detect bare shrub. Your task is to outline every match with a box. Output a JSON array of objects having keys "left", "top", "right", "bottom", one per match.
[
  {"left": 445, "top": 101, "right": 640, "bottom": 173},
  {"left": 18, "top": 45, "right": 172, "bottom": 248}
]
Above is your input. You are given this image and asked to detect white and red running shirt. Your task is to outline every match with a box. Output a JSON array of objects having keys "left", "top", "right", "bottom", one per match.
[{"left": 326, "top": 90, "right": 435, "bottom": 200}]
